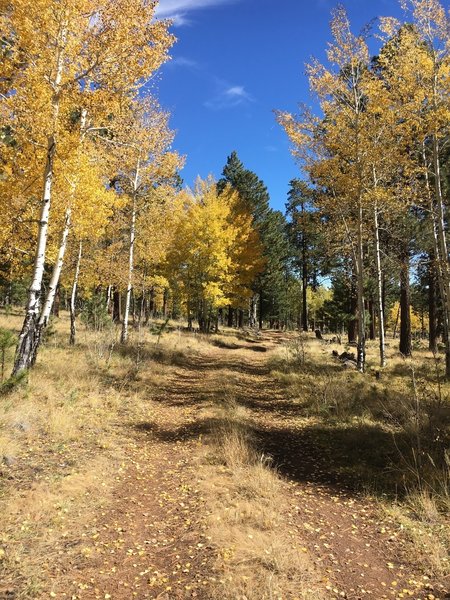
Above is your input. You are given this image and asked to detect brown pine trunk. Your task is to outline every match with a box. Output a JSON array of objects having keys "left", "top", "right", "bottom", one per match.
[
  {"left": 162, "top": 288, "right": 168, "bottom": 317},
  {"left": 113, "top": 290, "right": 121, "bottom": 323},
  {"left": 348, "top": 276, "right": 357, "bottom": 344},
  {"left": 69, "top": 240, "right": 82, "bottom": 346},
  {"left": 52, "top": 286, "right": 60, "bottom": 317},
  {"left": 258, "top": 289, "right": 263, "bottom": 330},
  {"left": 302, "top": 239, "right": 308, "bottom": 332},
  {"left": 227, "top": 305, "right": 233, "bottom": 328},
  {"left": 149, "top": 287, "right": 155, "bottom": 317},
  {"left": 369, "top": 299, "right": 375, "bottom": 341}
]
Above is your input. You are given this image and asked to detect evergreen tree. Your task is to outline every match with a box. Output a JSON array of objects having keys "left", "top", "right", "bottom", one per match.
[
  {"left": 285, "top": 179, "right": 324, "bottom": 331},
  {"left": 218, "top": 152, "right": 290, "bottom": 328}
]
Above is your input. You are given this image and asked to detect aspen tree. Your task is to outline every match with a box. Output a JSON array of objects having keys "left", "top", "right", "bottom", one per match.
[
  {"left": 134, "top": 185, "right": 184, "bottom": 324},
  {"left": 1, "top": 0, "right": 174, "bottom": 374},
  {"left": 377, "top": 6, "right": 450, "bottom": 375},
  {"left": 166, "top": 179, "right": 262, "bottom": 333},
  {"left": 103, "top": 98, "right": 181, "bottom": 343},
  {"left": 278, "top": 7, "right": 370, "bottom": 371},
  {"left": 403, "top": 0, "right": 450, "bottom": 376},
  {"left": 359, "top": 70, "right": 401, "bottom": 367}
]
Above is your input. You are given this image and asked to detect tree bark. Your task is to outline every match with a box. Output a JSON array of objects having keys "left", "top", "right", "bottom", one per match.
[
  {"left": 162, "top": 288, "right": 168, "bottom": 317},
  {"left": 355, "top": 202, "right": 366, "bottom": 372},
  {"left": 227, "top": 305, "right": 233, "bottom": 328},
  {"left": 369, "top": 299, "right": 375, "bottom": 341},
  {"left": 52, "top": 286, "right": 60, "bottom": 317},
  {"left": 258, "top": 288, "right": 263, "bottom": 330},
  {"left": 13, "top": 23, "right": 67, "bottom": 375},
  {"left": 13, "top": 134, "right": 58, "bottom": 375},
  {"left": 113, "top": 289, "right": 121, "bottom": 323},
  {"left": 106, "top": 285, "right": 112, "bottom": 314},
  {"left": 423, "top": 139, "right": 449, "bottom": 372},
  {"left": 347, "top": 272, "right": 357, "bottom": 344},
  {"left": 149, "top": 287, "right": 155, "bottom": 317},
  {"left": 69, "top": 240, "right": 83, "bottom": 345},
  {"left": 302, "top": 224, "right": 308, "bottom": 332},
  {"left": 121, "top": 194, "right": 137, "bottom": 344},
  {"left": 431, "top": 134, "right": 450, "bottom": 377},
  {"left": 373, "top": 201, "right": 386, "bottom": 366},
  {"left": 40, "top": 208, "right": 71, "bottom": 328},
  {"left": 250, "top": 294, "right": 258, "bottom": 327},
  {"left": 429, "top": 257, "right": 438, "bottom": 353}
]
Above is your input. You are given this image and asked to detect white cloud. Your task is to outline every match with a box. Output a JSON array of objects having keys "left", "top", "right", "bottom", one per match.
[
  {"left": 155, "top": 0, "right": 237, "bottom": 25},
  {"left": 168, "top": 56, "right": 200, "bottom": 69},
  {"left": 205, "top": 84, "right": 254, "bottom": 110},
  {"left": 225, "top": 86, "right": 251, "bottom": 100},
  {"left": 166, "top": 13, "right": 191, "bottom": 26}
]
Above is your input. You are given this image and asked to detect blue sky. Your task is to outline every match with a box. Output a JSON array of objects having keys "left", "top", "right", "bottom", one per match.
[{"left": 154, "top": 0, "right": 404, "bottom": 212}]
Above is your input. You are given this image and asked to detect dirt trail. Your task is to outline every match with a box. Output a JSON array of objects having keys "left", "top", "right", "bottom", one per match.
[
  {"left": 227, "top": 333, "right": 446, "bottom": 600},
  {"left": 45, "top": 333, "right": 446, "bottom": 600}
]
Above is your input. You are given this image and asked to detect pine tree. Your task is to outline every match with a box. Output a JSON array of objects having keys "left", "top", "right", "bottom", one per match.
[
  {"left": 285, "top": 180, "right": 323, "bottom": 332},
  {"left": 218, "top": 151, "right": 290, "bottom": 328}
]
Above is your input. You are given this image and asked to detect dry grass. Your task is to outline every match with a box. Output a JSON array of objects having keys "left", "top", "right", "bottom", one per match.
[
  {"left": 0, "top": 311, "right": 274, "bottom": 597},
  {"left": 269, "top": 331, "right": 450, "bottom": 577},
  {"left": 385, "top": 500, "right": 450, "bottom": 577},
  {"left": 200, "top": 397, "right": 323, "bottom": 600},
  {"left": 1, "top": 308, "right": 449, "bottom": 594},
  {"left": 0, "top": 312, "right": 158, "bottom": 596}
]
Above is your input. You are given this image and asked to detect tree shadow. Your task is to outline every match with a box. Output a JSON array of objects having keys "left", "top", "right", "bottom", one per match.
[
  {"left": 133, "top": 416, "right": 220, "bottom": 443},
  {"left": 143, "top": 349, "right": 270, "bottom": 377},
  {"left": 251, "top": 420, "right": 411, "bottom": 497},
  {"left": 209, "top": 339, "right": 244, "bottom": 350}
]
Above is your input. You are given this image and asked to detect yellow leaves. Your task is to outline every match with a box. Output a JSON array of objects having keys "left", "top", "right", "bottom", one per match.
[
  {"left": 327, "top": 5, "right": 369, "bottom": 70},
  {"left": 378, "top": 17, "right": 401, "bottom": 40},
  {"left": 2, "top": 0, "right": 176, "bottom": 290},
  {"left": 166, "top": 178, "right": 263, "bottom": 314},
  {"left": 387, "top": 302, "right": 428, "bottom": 334}
]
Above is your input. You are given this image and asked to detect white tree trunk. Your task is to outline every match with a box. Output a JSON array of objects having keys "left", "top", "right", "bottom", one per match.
[
  {"left": 13, "top": 134, "right": 58, "bottom": 375},
  {"left": 39, "top": 208, "right": 72, "bottom": 328},
  {"left": 121, "top": 195, "right": 137, "bottom": 344},
  {"left": 13, "top": 24, "right": 67, "bottom": 376},
  {"left": 431, "top": 134, "right": 450, "bottom": 378},
  {"left": 106, "top": 285, "right": 112, "bottom": 313},
  {"left": 70, "top": 240, "right": 83, "bottom": 346},
  {"left": 121, "top": 156, "right": 141, "bottom": 344},
  {"left": 373, "top": 201, "right": 386, "bottom": 368},
  {"left": 356, "top": 201, "right": 366, "bottom": 373}
]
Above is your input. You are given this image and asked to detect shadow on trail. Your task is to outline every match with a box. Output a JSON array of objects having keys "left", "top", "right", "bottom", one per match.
[
  {"left": 151, "top": 378, "right": 231, "bottom": 408},
  {"left": 208, "top": 339, "right": 267, "bottom": 353},
  {"left": 155, "top": 353, "right": 270, "bottom": 377},
  {"left": 134, "top": 416, "right": 222, "bottom": 443},
  {"left": 127, "top": 331, "right": 420, "bottom": 498},
  {"left": 251, "top": 420, "right": 406, "bottom": 496},
  {"left": 231, "top": 379, "right": 310, "bottom": 418}
]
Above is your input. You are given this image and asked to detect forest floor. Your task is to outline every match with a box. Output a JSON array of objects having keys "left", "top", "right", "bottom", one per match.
[{"left": 0, "top": 315, "right": 449, "bottom": 599}]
